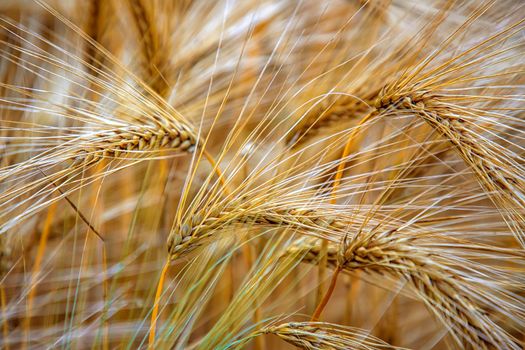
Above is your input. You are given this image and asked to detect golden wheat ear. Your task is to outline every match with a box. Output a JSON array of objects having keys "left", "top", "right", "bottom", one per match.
[
  {"left": 287, "top": 230, "right": 525, "bottom": 349},
  {"left": 315, "top": 66, "right": 525, "bottom": 248},
  {"left": 401, "top": 97, "right": 525, "bottom": 248},
  {"left": 166, "top": 200, "right": 354, "bottom": 261},
  {"left": 262, "top": 321, "right": 402, "bottom": 350},
  {"left": 283, "top": 3, "right": 525, "bottom": 251},
  {"left": 0, "top": 15, "right": 201, "bottom": 234}
]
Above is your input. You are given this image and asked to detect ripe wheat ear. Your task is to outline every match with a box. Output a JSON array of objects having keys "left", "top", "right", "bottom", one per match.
[{"left": 286, "top": 230, "right": 525, "bottom": 349}]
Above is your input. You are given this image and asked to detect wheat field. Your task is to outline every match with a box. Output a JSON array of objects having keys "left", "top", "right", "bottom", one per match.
[{"left": 1, "top": 0, "right": 524, "bottom": 349}]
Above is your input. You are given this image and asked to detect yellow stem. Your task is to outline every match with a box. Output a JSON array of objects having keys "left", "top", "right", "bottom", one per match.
[
  {"left": 314, "top": 112, "right": 374, "bottom": 320},
  {"left": 332, "top": 112, "right": 375, "bottom": 200},
  {"left": 148, "top": 259, "right": 170, "bottom": 348},
  {"left": 316, "top": 240, "right": 329, "bottom": 306},
  {"left": 311, "top": 266, "right": 342, "bottom": 322},
  {"left": 1, "top": 286, "right": 9, "bottom": 350}
]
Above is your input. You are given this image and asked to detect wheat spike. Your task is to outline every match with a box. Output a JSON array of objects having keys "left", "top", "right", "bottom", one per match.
[
  {"left": 287, "top": 232, "right": 524, "bottom": 349},
  {"left": 167, "top": 204, "right": 349, "bottom": 260},
  {"left": 263, "top": 321, "right": 401, "bottom": 350},
  {"left": 70, "top": 124, "right": 196, "bottom": 166},
  {"left": 371, "top": 89, "right": 525, "bottom": 247}
]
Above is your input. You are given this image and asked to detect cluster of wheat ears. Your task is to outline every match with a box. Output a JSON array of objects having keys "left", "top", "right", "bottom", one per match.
[{"left": 0, "top": 0, "right": 524, "bottom": 349}]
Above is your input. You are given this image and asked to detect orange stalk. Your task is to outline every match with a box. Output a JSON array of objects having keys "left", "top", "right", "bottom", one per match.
[
  {"left": 1, "top": 286, "right": 9, "bottom": 350},
  {"left": 311, "top": 266, "right": 342, "bottom": 322},
  {"left": 148, "top": 259, "right": 170, "bottom": 348},
  {"left": 314, "top": 113, "right": 374, "bottom": 319}
]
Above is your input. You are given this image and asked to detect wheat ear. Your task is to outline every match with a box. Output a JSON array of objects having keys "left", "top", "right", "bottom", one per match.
[
  {"left": 375, "top": 91, "right": 525, "bottom": 247},
  {"left": 167, "top": 204, "right": 349, "bottom": 260},
  {"left": 287, "top": 234, "right": 522, "bottom": 349},
  {"left": 309, "top": 86, "right": 525, "bottom": 249},
  {"left": 70, "top": 124, "right": 197, "bottom": 166},
  {"left": 262, "top": 321, "right": 401, "bottom": 350}
]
